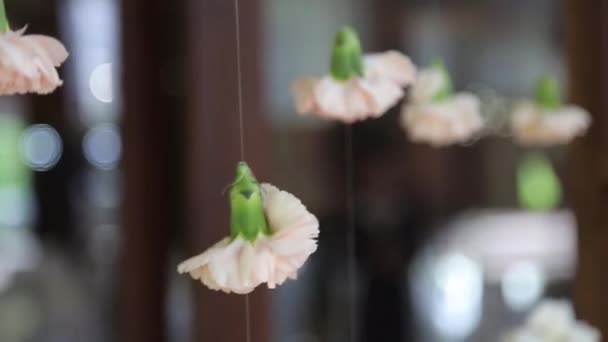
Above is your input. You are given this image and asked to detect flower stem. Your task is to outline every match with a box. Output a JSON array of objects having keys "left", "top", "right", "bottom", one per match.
[
  {"left": 330, "top": 26, "right": 364, "bottom": 81},
  {"left": 230, "top": 161, "right": 270, "bottom": 241},
  {"left": 0, "top": 0, "right": 9, "bottom": 33}
]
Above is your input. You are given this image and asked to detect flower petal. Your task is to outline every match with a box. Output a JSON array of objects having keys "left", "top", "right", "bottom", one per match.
[
  {"left": 401, "top": 92, "right": 483, "bottom": 146},
  {"left": 292, "top": 77, "right": 320, "bottom": 114},
  {"left": 512, "top": 101, "right": 591, "bottom": 146},
  {"left": 291, "top": 50, "right": 414, "bottom": 123},
  {"left": 0, "top": 30, "right": 67, "bottom": 95},
  {"left": 364, "top": 50, "right": 417, "bottom": 87},
  {"left": 178, "top": 184, "right": 318, "bottom": 294},
  {"left": 23, "top": 35, "right": 69, "bottom": 66},
  {"left": 410, "top": 67, "right": 447, "bottom": 104}
]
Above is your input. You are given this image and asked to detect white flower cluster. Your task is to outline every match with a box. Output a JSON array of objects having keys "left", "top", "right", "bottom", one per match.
[{"left": 502, "top": 300, "right": 601, "bottom": 342}]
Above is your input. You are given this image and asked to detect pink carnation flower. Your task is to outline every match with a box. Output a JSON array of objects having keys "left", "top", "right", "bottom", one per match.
[
  {"left": 0, "top": 27, "right": 68, "bottom": 95},
  {"left": 401, "top": 66, "right": 483, "bottom": 146},
  {"left": 178, "top": 184, "right": 319, "bottom": 294},
  {"left": 511, "top": 101, "right": 591, "bottom": 146},
  {"left": 292, "top": 51, "right": 416, "bottom": 123},
  {"left": 401, "top": 93, "right": 482, "bottom": 147}
]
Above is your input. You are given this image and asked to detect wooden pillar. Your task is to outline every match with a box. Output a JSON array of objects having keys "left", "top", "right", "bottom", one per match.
[
  {"left": 120, "top": 0, "right": 182, "bottom": 341},
  {"left": 185, "top": 0, "right": 270, "bottom": 341},
  {"left": 565, "top": 0, "right": 608, "bottom": 335}
]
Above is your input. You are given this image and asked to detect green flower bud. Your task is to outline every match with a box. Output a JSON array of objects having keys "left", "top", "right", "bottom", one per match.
[
  {"left": 330, "top": 26, "right": 364, "bottom": 81},
  {"left": 517, "top": 153, "right": 562, "bottom": 211},
  {"left": 430, "top": 58, "right": 454, "bottom": 102},
  {"left": 535, "top": 76, "right": 562, "bottom": 110},
  {"left": 0, "top": 0, "right": 10, "bottom": 33},
  {"left": 230, "top": 162, "right": 270, "bottom": 241}
]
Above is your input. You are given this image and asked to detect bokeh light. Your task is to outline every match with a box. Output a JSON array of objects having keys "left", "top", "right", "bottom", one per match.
[
  {"left": 0, "top": 186, "right": 34, "bottom": 228},
  {"left": 21, "top": 124, "right": 63, "bottom": 171},
  {"left": 502, "top": 260, "right": 545, "bottom": 312},
  {"left": 411, "top": 252, "right": 483, "bottom": 341},
  {"left": 431, "top": 254, "right": 484, "bottom": 339},
  {"left": 83, "top": 124, "right": 122, "bottom": 169},
  {"left": 89, "top": 63, "right": 113, "bottom": 103},
  {"left": 0, "top": 226, "right": 41, "bottom": 293}
]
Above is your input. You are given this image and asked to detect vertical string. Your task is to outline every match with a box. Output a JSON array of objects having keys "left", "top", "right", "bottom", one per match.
[
  {"left": 345, "top": 125, "right": 356, "bottom": 341},
  {"left": 234, "top": 0, "right": 245, "bottom": 161},
  {"left": 602, "top": 0, "right": 608, "bottom": 115},
  {"left": 245, "top": 293, "right": 251, "bottom": 342},
  {"left": 233, "top": 0, "right": 250, "bottom": 341}
]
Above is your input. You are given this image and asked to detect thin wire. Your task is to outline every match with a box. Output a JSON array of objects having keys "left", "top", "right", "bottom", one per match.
[
  {"left": 345, "top": 126, "right": 356, "bottom": 342},
  {"left": 245, "top": 294, "right": 251, "bottom": 342},
  {"left": 602, "top": 0, "right": 608, "bottom": 115},
  {"left": 234, "top": 0, "right": 245, "bottom": 160},
  {"left": 234, "top": 1, "right": 250, "bottom": 341}
]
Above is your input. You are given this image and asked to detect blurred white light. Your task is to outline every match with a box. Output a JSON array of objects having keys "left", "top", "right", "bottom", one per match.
[
  {"left": 431, "top": 254, "right": 483, "bottom": 339},
  {"left": 21, "top": 124, "right": 62, "bottom": 171},
  {"left": 85, "top": 169, "right": 120, "bottom": 208},
  {"left": 89, "top": 63, "right": 113, "bottom": 103},
  {"left": 83, "top": 125, "right": 122, "bottom": 169},
  {"left": 502, "top": 261, "right": 545, "bottom": 311},
  {"left": 0, "top": 186, "right": 34, "bottom": 228},
  {"left": 0, "top": 226, "right": 41, "bottom": 293}
]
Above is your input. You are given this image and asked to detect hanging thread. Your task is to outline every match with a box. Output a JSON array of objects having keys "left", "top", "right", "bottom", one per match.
[
  {"left": 345, "top": 125, "right": 356, "bottom": 341},
  {"left": 245, "top": 293, "right": 251, "bottom": 342},
  {"left": 233, "top": 0, "right": 250, "bottom": 340},
  {"left": 234, "top": 0, "right": 245, "bottom": 161}
]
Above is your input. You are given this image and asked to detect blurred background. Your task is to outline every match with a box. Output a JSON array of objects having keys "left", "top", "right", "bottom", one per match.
[{"left": 0, "top": 0, "right": 605, "bottom": 341}]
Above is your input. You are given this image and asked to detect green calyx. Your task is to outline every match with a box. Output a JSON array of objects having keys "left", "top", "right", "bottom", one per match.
[
  {"left": 534, "top": 76, "right": 562, "bottom": 110},
  {"left": 430, "top": 58, "right": 454, "bottom": 102},
  {"left": 330, "top": 26, "right": 364, "bottom": 81},
  {"left": 229, "top": 161, "right": 270, "bottom": 242},
  {"left": 517, "top": 153, "right": 562, "bottom": 211},
  {"left": 0, "top": 0, "right": 9, "bottom": 33}
]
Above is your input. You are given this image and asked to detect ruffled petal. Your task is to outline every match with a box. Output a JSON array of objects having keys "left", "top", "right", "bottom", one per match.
[
  {"left": 360, "top": 78, "right": 404, "bottom": 118},
  {"left": 178, "top": 184, "right": 319, "bottom": 294},
  {"left": 261, "top": 183, "right": 319, "bottom": 287},
  {"left": 292, "top": 77, "right": 319, "bottom": 114},
  {"left": 502, "top": 300, "right": 601, "bottom": 342},
  {"left": 0, "top": 28, "right": 67, "bottom": 95},
  {"left": 22, "top": 35, "right": 69, "bottom": 66},
  {"left": 401, "top": 92, "right": 483, "bottom": 146},
  {"left": 410, "top": 67, "right": 447, "bottom": 104},
  {"left": 313, "top": 77, "right": 377, "bottom": 123},
  {"left": 364, "top": 50, "right": 417, "bottom": 87},
  {"left": 527, "top": 300, "right": 575, "bottom": 338},
  {"left": 177, "top": 237, "right": 231, "bottom": 274},
  {"left": 512, "top": 101, "right": 591, "bottom": 146},
  {"left": 291, "top": 50, "right": 414, "bottom": 123}
]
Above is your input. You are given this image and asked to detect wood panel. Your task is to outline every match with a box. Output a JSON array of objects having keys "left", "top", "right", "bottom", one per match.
[
  {"left": 120, "top": 0, "right": 182, "bottom": 341},
  {"left": 566, "top": 0, "right": 608, "bottom": 335}
]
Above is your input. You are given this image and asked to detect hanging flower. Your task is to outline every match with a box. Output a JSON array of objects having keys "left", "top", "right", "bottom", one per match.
[
  {"left": 292, "top": 27, "right": 416, "bottom": 123},
  {"left": 0, "top": 1, "right": 68, "bottom": 95},
  {"left": 178, "top": 162, "right": 319, "bottom": 294},
  {"left": 502, "top": 299, "right": 601, "bottom": 342},
  {"left": 511, "top": 77, "right": 591, "bottom": 146},
  {"left": 0, "top": 28, "right": 69, "bottom": 95},
  {"left": 400, "top": 60, "right": 483, "bottom": 147}
]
